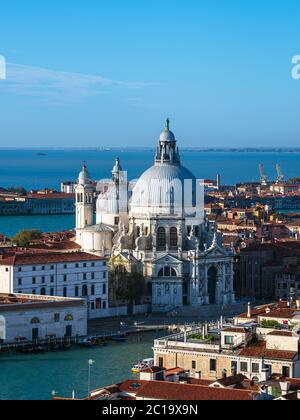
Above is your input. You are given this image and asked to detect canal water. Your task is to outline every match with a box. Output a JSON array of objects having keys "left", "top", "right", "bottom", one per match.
[{"left": 0, "top": 332, "right": 157, "bottom": 400}]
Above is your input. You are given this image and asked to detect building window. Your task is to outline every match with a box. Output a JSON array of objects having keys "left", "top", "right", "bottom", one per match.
[
  {"left": 64, "top": 264, "right": 67, "bottom": 269},
  {"left": 18, "top": 279, "right": 22, "bottom": 286},
  {"left": 103, "top": 284, "right": 107, "bottom": 295},
  {"left": 50, "top": 288, "right": 54, "bottom": 296},
  {"left": 83, "top": 263, "right": 87, "bottom": 268},
  {"left": 83, "top": 274, "right": 87, "bottom": 281},
  {"left": 63, "top": 275, "right": 67, "bottom": 282},
  {"left": 42, "top": 266, "right": 45, "bottom": 271},
  {"left": 51, "top": 265, "right": 54, "bottom": 270},
  {"left": 103, "top": 261, "right": 107, "bottom": 267},
  {"left": 91, "top": 263, "right": 95, "bottom": 267},
  {"left": 91, "top": 302, "right": 95, "bottom": 311},
  {"left": 32, "top": 277, "right": 36, "bottom": 285},
  {"left": 103, "top": 272, "right": 107, "bottom": 279},
  {"left": 33, "top": 267, "right": 36, "bottom": 272},
  {"left": 51, "top": 276, "right": 54, "bottom": 283},
  {"left": 31, "top": 317, "right": 40, "bottom": 324},
  {"left": 158, "top": 357, "right": 164, "bottom": 368},
  {"left": 103, "top": 301, "right": 107, "bottom": 309},
  {"left": 282, "top": 366, "right": 290, "bottom": 378},
  {"left": 210, "top": 359, "right": 217, "bottom": 372},
  {"left": 170, "top": 227, "right": 178, "bottom": 247},
  {"left": 192, "top": 361, "right": 197, "bottom": 370},
  {"left": 240, "top": 362, "right": 248, "bottom": 372},
  {"left": 54, "top": 314, "right": 60, "bottom": 323},
  {"left": 40, "top": 288, "right": 46, "bottom": 296},
  {"left": 252, "top": 363, "right": 260, "bottom": 374},
  {"left": 75, "top": 286, "right": 79, "bottom": 297},
  {"left": 157, "top": 227, "right": 166, "bottom": 249},
  {"left": 82, "top": 285, "right": 88, "bottom": 297},
  {"left": 76, "top": 264, "right": 79, "bottom": 269},
  {"left": 91, "top": 285, "right": 95, "bottom": 296},
  {"left": 63, "top": 287, "right": 67, "bottom": 297},
  {"left": 91, "top": 273, "right": 95, "bottom": 280},
  {"left": 225, "top": 336, "right": 234, "bottom": 345},
  {"left": 32, "top": 289, "right": 36, "bottom": 295},
  {"left": 41, "top": 277, "right": 45, "bottom": 284},
  {"left": 18, "top": 268, "right": 22, "bottom": 272}
]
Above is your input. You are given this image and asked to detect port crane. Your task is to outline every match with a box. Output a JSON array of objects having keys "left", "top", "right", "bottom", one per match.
[
  {"left": 275, "top": 164, "right": 285, "bottom": 183},
  {"left": 259, "top": 164, "right": 269, "bottom": 186}
]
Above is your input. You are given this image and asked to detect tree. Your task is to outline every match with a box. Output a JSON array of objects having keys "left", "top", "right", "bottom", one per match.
[
  {"left": 7, "top": 186, "right": 27, "bottom": 195},
  {"left": 116, "top": 272, "right": 146, "bottom": 305},
  {"left": 288, "top": 178, "right": 300, "bottom": 184},
  {"left": 12, "top": 230, "right": 42, "bottom": 247}
]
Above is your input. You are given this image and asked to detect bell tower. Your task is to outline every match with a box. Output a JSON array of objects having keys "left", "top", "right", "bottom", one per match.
[{"left": 75, "top": 163, "right": 95, "bottom": 244}]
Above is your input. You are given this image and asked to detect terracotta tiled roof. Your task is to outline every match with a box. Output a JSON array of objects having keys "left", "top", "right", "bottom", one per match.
[
  {"left": 214, "top": 375, "right": 248, "bottom": 387},
  {"left": 0, "top": 252, "right": 106, "bottom": 266},
  {"left": 223, "top": 327, "right": 248, "bottom": 333},
  {"left": 135, "top": 381, "right": 258, "bottom": 401},
  {"left": 267, "top": 331, "right": 295, "bottom": 337},
  {"left": 238, "top": 341, "right": 298, "bottom": 361}
]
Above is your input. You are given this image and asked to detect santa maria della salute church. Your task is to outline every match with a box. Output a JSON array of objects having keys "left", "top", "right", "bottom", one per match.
[{"left": 75, "top": 121, "right": 235, "bottom": 313}]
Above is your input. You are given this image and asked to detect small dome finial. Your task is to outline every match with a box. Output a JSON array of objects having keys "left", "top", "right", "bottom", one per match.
[{"left": 165, "top": 118, "right": 170, "bottom": 130}]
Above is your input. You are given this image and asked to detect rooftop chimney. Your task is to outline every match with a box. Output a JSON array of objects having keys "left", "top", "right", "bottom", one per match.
[
  {"left": 261, "top": 367, "right": 271, "bottom": 382},
  {"left": 247, "top": 302, "right": 251, "bottom": 318},
  {"left": 195, "top": 371, "right": 202, "bottom": 380},
  {"left": 280, "top": 381, "right": 291, "bottom": 395}
]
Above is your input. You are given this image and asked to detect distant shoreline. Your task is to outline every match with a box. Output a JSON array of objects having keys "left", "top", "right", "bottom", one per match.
[{"left": 1, "top": 147, "right": 300, "bottom": 153}]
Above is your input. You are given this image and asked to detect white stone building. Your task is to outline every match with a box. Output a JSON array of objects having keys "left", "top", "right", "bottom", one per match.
[
  {"left": 75, "top": 121, "right": 235, "bottom": 312},
  {"left": 0, "top": 252, "right": 109, "bottom": 319},
  {"left": 0, "top": 293, "right": 87, "bottom": 344}
]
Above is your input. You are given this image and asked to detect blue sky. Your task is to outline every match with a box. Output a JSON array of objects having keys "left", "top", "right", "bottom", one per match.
[{"left": 0, "top": 0, "right": 300, "bottom": 148}]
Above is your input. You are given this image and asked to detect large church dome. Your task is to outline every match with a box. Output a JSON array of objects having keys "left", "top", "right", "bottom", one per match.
[{"left": 131, "top": 120, "right": 197, "bottom": 217}]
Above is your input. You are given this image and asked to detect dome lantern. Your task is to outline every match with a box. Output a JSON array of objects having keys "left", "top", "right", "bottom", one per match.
[{"left": 156, "top": 119, "right": 180, "bottom": 165}]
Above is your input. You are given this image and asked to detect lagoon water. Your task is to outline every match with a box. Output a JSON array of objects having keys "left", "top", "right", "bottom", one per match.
[
  {"left": 1, "top": 149, "right": 300, "bottom": 190},
  {"left": 0, "top": 214, "right": 74, "bottom": 238}
]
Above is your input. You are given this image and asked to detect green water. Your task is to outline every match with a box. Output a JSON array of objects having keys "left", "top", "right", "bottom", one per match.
[{"left": 0, "top": 333, "right": 156, "bottom": 400}]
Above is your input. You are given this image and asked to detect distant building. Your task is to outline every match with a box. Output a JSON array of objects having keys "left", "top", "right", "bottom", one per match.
[
  {"left": 61, "top": 181, "right": 76, "bottom": 194},
  {"left": 0, "top": 252, "right": 109, "bottom": 319},
  {"left": 0, "top": 191, "right": 75, "bottom": 216},
  {"left": 0, "top": 293, "right": 87, "bottom": 344},
  {"left": 235, "top": 242, "right": 300, "bottom": 299}
]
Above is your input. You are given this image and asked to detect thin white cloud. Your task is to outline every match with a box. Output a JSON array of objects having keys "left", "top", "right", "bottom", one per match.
[{"left": 0, "top": 63, "right": 159, "bottom": 104}]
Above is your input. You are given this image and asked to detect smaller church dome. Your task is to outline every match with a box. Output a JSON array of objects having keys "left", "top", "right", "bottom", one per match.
[
  {"left": 159, "top": 128, "right": 176, "bottom": 143},
  {"left": 78, "top": 164, "right": 91, "bottom": 186},
  {"left": 159, "top": 119, "right": 176, "bottom": 142}
]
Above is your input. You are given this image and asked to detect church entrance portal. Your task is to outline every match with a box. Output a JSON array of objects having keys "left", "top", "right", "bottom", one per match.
[{"left": 208, "top": 266, "right": 218, "bottom": 304}]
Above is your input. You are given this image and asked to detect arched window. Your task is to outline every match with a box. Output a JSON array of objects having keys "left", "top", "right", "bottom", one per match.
[
  {"left": 40, "top": 288, "right": 46, "bottom": 296},
  {"left": 157, "top": 227, "right": 166, "bottom": 249},
  {"left": 64, "top": 314, "right": 74, "bottom": 322},
  {"left": 82, "top": 285, "right": 88, "bottom": 297},
  {"left": 158, "top": 267, "right": 178, "bottom": 278},
  {"left": 31, "top": 317, "right": 40, "bottom": 324},
  {"left": 170, "top": 227, "right": 178, "bottom": 247}
]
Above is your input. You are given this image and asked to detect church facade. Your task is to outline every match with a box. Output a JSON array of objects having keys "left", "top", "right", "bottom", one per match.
[{"left": 75, "top": 122, "right": 235, "bottom": 312}]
